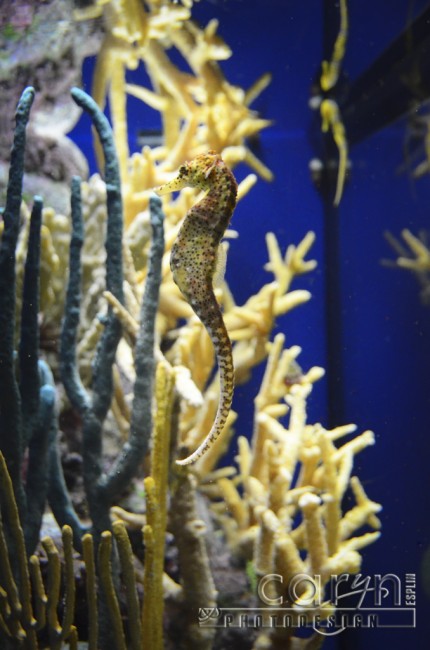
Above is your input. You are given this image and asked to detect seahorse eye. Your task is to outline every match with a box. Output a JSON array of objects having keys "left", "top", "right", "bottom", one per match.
[{"left": 178, "top": 164, "right": 187, "bottom": 178}]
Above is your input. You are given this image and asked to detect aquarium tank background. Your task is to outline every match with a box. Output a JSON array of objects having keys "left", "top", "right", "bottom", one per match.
[{"left": 0, "top": 0, "right": 430, "bottom": 649}]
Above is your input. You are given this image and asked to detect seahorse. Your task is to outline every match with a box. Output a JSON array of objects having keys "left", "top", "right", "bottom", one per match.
[
  {"left": 320, "top": 98, "right": 348, "bottom": 206},
  {"left": 154, "top": 151, "right": 238, "bottom": 465}
]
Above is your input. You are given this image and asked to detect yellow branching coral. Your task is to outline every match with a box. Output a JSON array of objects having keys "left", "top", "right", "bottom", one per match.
[
  {"left": 170, "top": 471, "right": 218, "bottom": 650},
  {"left": 203, "top": 330, "right": 381, "bottom": 646},
  {"left": 74, "top": 0, "right": 273, "bottom": 226},
  {"left": 384, "top": 228, "right": 430, "bottom": 304},
  {"left": 142, "top": 360, "right": 175, "bottom": 650},
  {"left": 385, "top": 228, "right": 430, "bottom": 272},
  {"left": 0, "top": 454, "right": 82, "bottom": 648}
]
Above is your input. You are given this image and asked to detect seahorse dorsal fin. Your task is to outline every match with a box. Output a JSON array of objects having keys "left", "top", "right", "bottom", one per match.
[{"left": 213, "top": 242, "right": 228, "bottom": 288}]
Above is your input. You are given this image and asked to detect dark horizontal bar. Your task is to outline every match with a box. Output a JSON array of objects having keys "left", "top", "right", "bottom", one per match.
[{"left": 341, "top": 3, "right": 430, "bottom": 145}]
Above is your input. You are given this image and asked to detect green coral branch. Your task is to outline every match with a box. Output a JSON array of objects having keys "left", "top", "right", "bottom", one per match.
[
  {"left": 61, "top": 173, "right": 110, "bottom": 535},
  {"left": 37, "top": 359, "right": 85, "bottom": 547},
  {"left": 101, "top": 194, "right": 165, "bottom": 501},
  {"left": 24, "top": 380, "right": 55, "bottom": 555},
  {"left": 0, "top": 86, "right": 35, "bottom": 512},
  {"left": 19, "top": 196, "right": 42, "bottom": 452},
  {"left": 60, "top": 176, "right": 91, "bottom": 414},
  {"left": 70, "top": 86, "right": 124, "bottom": 420}
]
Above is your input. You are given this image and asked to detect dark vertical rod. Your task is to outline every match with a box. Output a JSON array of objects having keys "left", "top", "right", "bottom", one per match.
[
  {"left": 321, "top": 171, "right": 344, "bottom": 429},
  {"left": 321, "top": 7, "right": 359, "bottom": 647},
  {"left": 321, "top": 0, "right": 345, "bottom": 429}
]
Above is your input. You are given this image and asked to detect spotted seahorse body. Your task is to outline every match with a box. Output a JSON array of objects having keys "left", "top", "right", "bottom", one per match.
[{"left": 155, "top": 151, "right": 237, "bottom": 465}]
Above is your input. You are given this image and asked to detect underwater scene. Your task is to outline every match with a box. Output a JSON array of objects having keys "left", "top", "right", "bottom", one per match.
[{"left": 0, "top": 0, "right": 430, "bottom": 648}]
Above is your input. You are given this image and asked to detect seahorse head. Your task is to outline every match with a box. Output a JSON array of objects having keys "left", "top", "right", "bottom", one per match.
[{"left": 154, "top": 150, "right": 221, "bottom": 195}]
